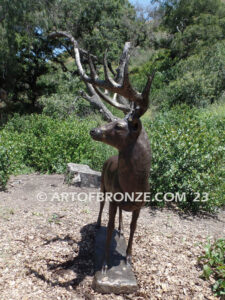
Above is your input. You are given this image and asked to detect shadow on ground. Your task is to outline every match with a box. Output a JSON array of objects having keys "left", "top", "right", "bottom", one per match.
[{"left": 28, "top": 223, "right": 96, "bottom": 289}]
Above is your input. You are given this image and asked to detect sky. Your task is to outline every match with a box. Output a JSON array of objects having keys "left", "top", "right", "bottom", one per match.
[{"left": 129, "top": 0, "right": 155, "bottom": 8}]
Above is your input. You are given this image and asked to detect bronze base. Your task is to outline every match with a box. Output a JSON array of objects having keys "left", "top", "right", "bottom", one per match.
[{"left": 92, "top": 227, "right": 138, "bottom": 294}]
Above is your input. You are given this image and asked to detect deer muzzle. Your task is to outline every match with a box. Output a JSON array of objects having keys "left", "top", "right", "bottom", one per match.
[{"left": 90, "top": 128, "right": 104, "bottom": 141}]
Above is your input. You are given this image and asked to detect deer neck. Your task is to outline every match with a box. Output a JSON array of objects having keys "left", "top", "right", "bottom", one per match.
[{"left": 117, "top": 128, "right": 151, "bottom": 192}]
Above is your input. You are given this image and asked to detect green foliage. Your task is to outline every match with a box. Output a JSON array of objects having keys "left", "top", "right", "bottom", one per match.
[
  {"left": 38, "top": 66, "right": 95, "bottom": 119},
  {"left": 134, "top": 0, "right": 225, "bottom": 108},
  {"left": 157, "top": 0, "right": 225, "bottom": 37},
  {"left": 143, "top": 104, "right": 225, "bottom": 212},
  {"left": 46, "top": 0, "right": 143, "bottom": 59},
  {"left": 0, "top": 0, "right": 56, "bottom": 109},
  {"left": 1, "top": 103, "right": 224, "bottom": 212},
  {"left": 130, "top": 48, "right": 174, "bottom": 102},
  {"left": 0, "top": 0, "right": 145, "bottom": 113},
  {"left": 39, "top": 94, "right": 92, "bottom": 119},
  {"left": 1, "top": 113, "right": 115, "bottom": 174},
  {"left": 132, "top": 40, "right": 225, "bottom": 108},
  {"left": 162, "top": 41, "right": 225, "bottom": 107},
  {"left": 198, "top": 239, "right": 225, "bottom": 296},
  {"left": 0, "top": 145, "right": 10, "bottom": 189}
]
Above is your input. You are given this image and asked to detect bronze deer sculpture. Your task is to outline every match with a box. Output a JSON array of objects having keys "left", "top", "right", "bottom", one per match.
[
  {"left": 80, "top": 43, "right": 154, "bottom": 272},
  {"left": 90, "top": 114, "right": 152, "bottom": 271},
  {"left": 86, "top": 44, "right": 154, "bottom": 272},
  {"left": 49, "top": 32, "right": 154, "bottom": 272}
]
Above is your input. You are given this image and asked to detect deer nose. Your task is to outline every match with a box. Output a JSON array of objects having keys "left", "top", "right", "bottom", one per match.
[{"left": 90, "top": 128, "right": 102, "bottom": 139}]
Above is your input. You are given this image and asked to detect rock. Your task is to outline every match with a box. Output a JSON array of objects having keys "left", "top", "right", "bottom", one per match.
[
  {"left": 92, "top": 227, "right": 138, "bottom": 294},
  {"left": 65, "top": 163, "right": 101, "bottom": 188}
]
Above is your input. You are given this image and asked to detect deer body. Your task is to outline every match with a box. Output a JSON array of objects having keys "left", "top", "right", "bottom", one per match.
[
  {"left": 91, "top": 118, "right": 151, "bottom": 269},
  {"left": 101, "top": 127, "right": 151, "bottom": 203}
]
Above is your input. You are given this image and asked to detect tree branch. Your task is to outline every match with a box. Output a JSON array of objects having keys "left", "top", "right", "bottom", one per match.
[{"left": 52, "top": 57, "right": 68, "bottom": 72}]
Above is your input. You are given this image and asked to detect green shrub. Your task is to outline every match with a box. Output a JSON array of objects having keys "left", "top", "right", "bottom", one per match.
[
  {"left": 1, "top": 113, "right": 115, "bottom": 174},
  {"left": 131, "top": 41, "right": 225, "bottom": 108},
  {"left": 0, "top": 146, "right": 10, "bottom": 189},
  {"left": 162, "top": 41, "right": 225, "bottom": 107},
  {"left": 143, "top": 104, "right": 225, "bottom": 212},
  {"left": 38, "top": 93, "right": 95, "bottom": 120},
  {"left": 0, "top": 104, "right": 224, "bottom": 212},
  {"left": 198, "top": 239, "right": 225, "bottom": 297}
]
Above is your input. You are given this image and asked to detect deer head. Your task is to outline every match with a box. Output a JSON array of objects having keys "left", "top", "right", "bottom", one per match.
[{"left": 90, "top": 118, "right": 142, "bottom": 150}]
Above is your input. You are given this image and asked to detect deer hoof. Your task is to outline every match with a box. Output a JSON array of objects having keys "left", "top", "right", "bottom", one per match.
[
  {"left": 126, "top": 255, "right": 132, "bottom": 265},
  {"left": 101, "top": 262, "right": 108, "bottom": 274}
]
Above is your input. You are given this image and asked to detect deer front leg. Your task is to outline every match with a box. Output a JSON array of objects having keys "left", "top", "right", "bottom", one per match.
[
  {"left": 96, "top": 184, "right": 105, "bottom": 228},
  {"left": 96, "top": 197, "right": 105, "bottom": 228},
  {"left": 102, "top": 202, "right": 117, "bottom": 273},
  {"left": 126, "top": 209, "right": 140, "bottom": 265},
  {"left": 118, "top": 207, "right": 124, "bottom": 237}
]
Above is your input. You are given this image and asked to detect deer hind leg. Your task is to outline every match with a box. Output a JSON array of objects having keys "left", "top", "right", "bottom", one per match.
[
  {"left": 126, "top": 209, "right": 140, "bottom": 265},
  {"left": 96, "top": 182, "right": 105, "bottom": 228},
  {"left": 118, "top": 207, "right": 124, "bottom": 237},
  {"left": 102, "top": 202, "right": 117, "bottom": 273}
]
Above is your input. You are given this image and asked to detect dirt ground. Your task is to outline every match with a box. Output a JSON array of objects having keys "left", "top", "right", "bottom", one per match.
[{"left": 0, "top": 174, "right": 224, "bottom": 300}]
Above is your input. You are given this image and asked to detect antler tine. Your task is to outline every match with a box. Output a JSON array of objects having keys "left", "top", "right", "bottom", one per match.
[
  {"left": 108, "top": 62, "right": 116, "bottom": 77},
  {"left": 127, "top": 71, "right": 156, "bottom": 119},
  {"left": 103, "top": 50, "right": 122, "bottom": 88},
  {"left": 123, "top": 57, "right": 131, "bottom": 88},
  {"left": 103, "top": 51, "right": 112, "bottom": 82},
  {"left": 115, "top": 42, "right": 131, "bottom": 83},
  {"left": 142, "top": 71, "right": 156, "bottom": 100},
  {"left": 49, "top": 31, "right": 155, "bottom": 117},
  {"left": 88, "top": 53, "right": 98, "bottom": 80},
  {"left": 93, "top": 86, "right": 130, "bottom": 113},
  {"left": 135, "top": 70, "right": 156, "bottom": 116}
]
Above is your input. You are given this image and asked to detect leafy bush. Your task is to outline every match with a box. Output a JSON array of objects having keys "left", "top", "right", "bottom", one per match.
[
  {"left": 38, "top": 70, "right": 93, "bottom": 119},
  {"left": 161, "top": 41, "right": 225, "bottom": 107},
  {"left": 39, "top": 93, "right": 94, "bottom": 120},
  {"left": 143, "top": 104, "right": 225, "bottom": 212},
  {"left": 0, "top": 146, "right": 10, "bottom": 189},
  {"left": 131, "top": 39, "right": 225, "bottom": 108},
  {"left": 198, "top": 239, "right": 225, "bottom": 297},
  {"left": 1, "top": 113, "right": 115, "bottom": 174},
  {"left": 130, "top": 48, "right": 174, "bottom": 105},
  {"left": 0, "top": 103, "right": 224, "bottom": 212}
]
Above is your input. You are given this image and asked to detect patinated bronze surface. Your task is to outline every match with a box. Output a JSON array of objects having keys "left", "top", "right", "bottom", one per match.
[
  {"left": 49, "top": 36, "right": 155, "bottom": 287},
  {"left": 90, "top": 115, "right": 151, "bottom": 270},
  {"left": 86, "top": 43, "right": 154, "bottom": 276},
  {"left": 92, "top": 226, "right": 137, "bottom": 294}
]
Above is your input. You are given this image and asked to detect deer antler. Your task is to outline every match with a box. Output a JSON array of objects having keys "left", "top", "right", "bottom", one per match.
[
  {"left": 49, "top": 31, "right": 155, "bottom": 118},
  {"left": 87, "top": 42, "right": 155, "bottom": 118}
]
